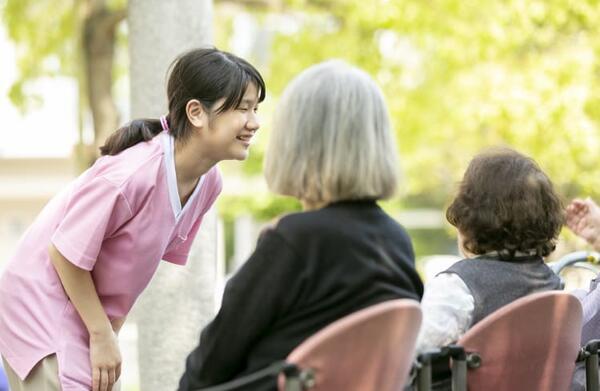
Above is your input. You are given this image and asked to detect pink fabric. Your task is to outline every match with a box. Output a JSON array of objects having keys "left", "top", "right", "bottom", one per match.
[
  {"left": 0, "top": 133, "right": 222, "bottom": 390},
  {"left": 279, "top": 299, "right": 422, "bottom": 391},
  {"left": 458, "top": 291, "right": 582, "bottom": 391},
  {"left": 160, "top": 115, "right": 169, "bottom": 132}
]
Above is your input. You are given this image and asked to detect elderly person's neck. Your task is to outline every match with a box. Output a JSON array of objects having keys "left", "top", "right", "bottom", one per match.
[
  {"left": 457, "top": 231, "right": 477, "bottom": 259},
  {"left": 301, "top": 199, "right": 328, "bottom": 211}
]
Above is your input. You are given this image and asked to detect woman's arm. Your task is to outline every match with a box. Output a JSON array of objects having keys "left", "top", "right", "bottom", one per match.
[
  {"left": 49, "top": 244, "right": 121, "bottom": 391},
  {"left": 178, "top": 230, "right": 298, "bottom": 390},
  {"left": 416, "top": 273, "right": 475, "bottom": 354}
]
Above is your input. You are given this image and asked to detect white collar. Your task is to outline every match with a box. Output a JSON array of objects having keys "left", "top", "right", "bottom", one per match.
[{"left": 161, "top": 132, "right": 204, "bottom": 221}]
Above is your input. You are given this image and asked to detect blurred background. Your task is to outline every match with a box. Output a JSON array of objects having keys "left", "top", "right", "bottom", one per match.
[{"left": 2, "top": 0, "right": 600, "bottom": 389}]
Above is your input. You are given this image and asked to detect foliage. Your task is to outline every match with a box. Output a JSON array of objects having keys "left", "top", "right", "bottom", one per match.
[
  {"left": 2, "top": 0, "right": 80, "bottom": 110},
  {"left": 217, "top": 193, "right": 301, "bottom": 222},
  {"left": 6, "top": 0, "right": 600, "bottom": 224},
  {"left": 2, "top": 0, "right": 126, "bottom": 111},
  {"left": 219, "top": 0, "right": 600, "bottom": 221}
]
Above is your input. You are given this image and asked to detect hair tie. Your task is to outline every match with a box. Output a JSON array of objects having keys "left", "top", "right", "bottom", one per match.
[{"left": 160, "top": 115, "right": 170, "bottom": 133}]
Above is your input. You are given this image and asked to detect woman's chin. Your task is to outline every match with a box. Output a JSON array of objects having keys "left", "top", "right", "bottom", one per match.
[{"left": 231, "top": 150, "right": 250, "bottom": 161}]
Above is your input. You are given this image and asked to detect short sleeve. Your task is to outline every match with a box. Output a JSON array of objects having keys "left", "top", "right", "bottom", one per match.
[
  {"left": 162, "top": 169, "right": 223, "bottom": 265},
  {"left": 51, "top": 176, "right": 133, "bottom": 271}
]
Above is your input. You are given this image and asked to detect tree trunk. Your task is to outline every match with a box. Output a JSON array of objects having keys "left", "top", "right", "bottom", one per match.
[
  {"left": 81, "top": 1, "right": 126, "bottom": 167},
  {"left": 128, "top": 1, "right": 215, "bottom": 390}
]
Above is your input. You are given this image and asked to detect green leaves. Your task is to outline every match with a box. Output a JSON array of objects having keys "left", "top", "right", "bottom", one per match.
[
  {"left": 6, "top": 0, "right": 600, "bottom": 218},
  {"left": 3, "top": 0, "right": 80, "bottom": 109},
  {"left": 258, "top": 0, "right": 600, "bottom": 209}
]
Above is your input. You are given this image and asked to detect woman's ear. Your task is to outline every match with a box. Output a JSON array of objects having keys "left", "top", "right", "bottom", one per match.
[{"left": 186, "top": 99, "right": 206, "bottom": 128}]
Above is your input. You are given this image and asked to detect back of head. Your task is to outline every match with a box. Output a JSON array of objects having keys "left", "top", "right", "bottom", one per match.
[
  {"left": 264, "top": 60, "right": 398, "bottom": 205},
  {"left": 446, "top": 147, "right": 564, "bottom": 258},
  {"left": 100, "top": 47, "right": 265, "bottom": 156}
]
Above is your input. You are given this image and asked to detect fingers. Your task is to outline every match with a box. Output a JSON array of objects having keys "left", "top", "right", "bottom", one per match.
[
  {"left": 566, "top": 199, "right": 590, "bottom": 229},
  {"left": 584, "top": 197, "right": 600, "bottom": 213},
  {"left": 95, "top": 367, "right": 117, "bottom": 391},
  {"left": 566, "top": 205, "right": 583, "bottom": 227},
  {"left": 101, "top": 366, "right": 119, "bottom": 391},
  {"left": 115, "top": 362, "right": 122, "bottom": 383},
  {"left": 93, "top": 367, "right": 100, "bottom": 391},
  {"left": 108, "top": 367, "right": 116, "bottom": 391},
  {"left": 96, "top": 367, "right": 120, "bottom": 391},
  {"left": 100, "top": 368, "right": 109, "bottom": 391},
  {"left": 567, "top": 199, "right": 588, "bottom": 213}
]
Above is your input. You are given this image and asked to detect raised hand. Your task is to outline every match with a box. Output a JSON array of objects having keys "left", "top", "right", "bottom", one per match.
[{"left": 566, "top": 198, "right": 600, "bottom": 251}]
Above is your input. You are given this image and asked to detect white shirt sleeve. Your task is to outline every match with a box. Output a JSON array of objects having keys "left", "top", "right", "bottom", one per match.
[{"left": 416, "top": 273, "right": 475, "bottom": 354}]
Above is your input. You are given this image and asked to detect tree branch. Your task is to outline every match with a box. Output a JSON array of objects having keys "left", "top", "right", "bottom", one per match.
[{"left": 107, "top": 8, "right": 127, "bottom": 29}]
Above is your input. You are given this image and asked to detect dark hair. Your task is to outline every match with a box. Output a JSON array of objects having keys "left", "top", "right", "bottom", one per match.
[
  {"left": 446, "top": 147, "right": 564, "bottom": 258},
  {"left": 100, "top": 47, "right": 266, "bottom": 155}
]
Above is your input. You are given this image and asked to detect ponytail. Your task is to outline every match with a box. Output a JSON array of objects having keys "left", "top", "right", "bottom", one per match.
[{"left": 99, "top": 118, "right": 164, "bottom": 156}]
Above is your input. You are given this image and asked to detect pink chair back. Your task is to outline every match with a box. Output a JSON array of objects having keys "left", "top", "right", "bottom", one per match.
[
  {"left": 457, "top": 291, "right": 582, "bottom": 391},
  {"left": 279, "top": 299, "right": 421, "bottom": 391}
]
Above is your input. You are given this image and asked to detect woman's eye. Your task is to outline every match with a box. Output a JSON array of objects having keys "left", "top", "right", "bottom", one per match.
[{"left": 237, "top": 107, "right": 249, "bottom": 112}]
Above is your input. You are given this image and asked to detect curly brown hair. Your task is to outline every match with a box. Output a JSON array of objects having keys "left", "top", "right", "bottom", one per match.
[{"left": 446, "top": 148, "right": 564, "bottom": 258}]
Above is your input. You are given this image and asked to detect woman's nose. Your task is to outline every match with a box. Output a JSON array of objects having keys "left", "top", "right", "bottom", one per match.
[{"left": 246, "top": 112, "right": 260, "bottom": 131}]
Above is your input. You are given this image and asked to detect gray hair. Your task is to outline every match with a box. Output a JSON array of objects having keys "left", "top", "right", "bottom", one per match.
[{"left": 264, "top": 60, "right": 399, "bottom": 204}]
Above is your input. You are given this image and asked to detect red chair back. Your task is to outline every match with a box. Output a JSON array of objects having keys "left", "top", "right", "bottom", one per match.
[
  {"left": 279, "top": 299, "right": 421, "bottom": 391},
  {"left": 458, "top": 291, "right": 582, "bottom": 391}
]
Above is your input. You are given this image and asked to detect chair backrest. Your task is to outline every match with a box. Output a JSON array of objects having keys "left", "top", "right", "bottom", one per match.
[
  {"left": 279, "top": 299, "right": 421, "bottom": 391},
  {"left": 457, "top": 291, "right": 582, "bottom": 391}
]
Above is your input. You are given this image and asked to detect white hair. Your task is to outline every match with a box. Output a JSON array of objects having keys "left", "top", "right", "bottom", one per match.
[{"left": 264, "top": 60, "right": 399, "bottom": 204}]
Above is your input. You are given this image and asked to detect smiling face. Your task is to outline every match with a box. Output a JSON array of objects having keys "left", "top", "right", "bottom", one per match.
[{"left": 199, "top": 83, "right": 261, "bottom": 162}]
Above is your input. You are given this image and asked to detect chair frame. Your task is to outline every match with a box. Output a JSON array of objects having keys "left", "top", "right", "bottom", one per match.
[
  {"left": 415, "top": 291, "right": 582, "bottom": 391},
  {"left": 577, "top": 339, "right": 600, "bottom": 391}
]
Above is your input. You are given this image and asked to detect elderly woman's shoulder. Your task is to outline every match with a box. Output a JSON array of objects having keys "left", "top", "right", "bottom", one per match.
[
  {"left": 272, "top": 209, "right": 322, "bottom": 235},
  {"left": 271, "top": 202, "right": 408, "bottom": 243}
]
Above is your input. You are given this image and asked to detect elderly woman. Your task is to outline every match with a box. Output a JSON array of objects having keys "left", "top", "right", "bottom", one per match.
[
  {"left": 178, "top": 60, "right": 424, "bottom": 391},
  {"left": 415, "top": 148, "right": 564, "bottom": 390}
]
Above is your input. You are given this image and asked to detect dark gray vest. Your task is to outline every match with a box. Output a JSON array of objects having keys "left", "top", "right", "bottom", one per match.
[{"left": 442, "top": 256, "right": 562, "bottom": 326}]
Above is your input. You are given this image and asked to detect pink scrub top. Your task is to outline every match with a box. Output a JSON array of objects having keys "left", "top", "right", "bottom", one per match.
[{"left": 0, "top": 132, "right": 222, "bottom": 390}]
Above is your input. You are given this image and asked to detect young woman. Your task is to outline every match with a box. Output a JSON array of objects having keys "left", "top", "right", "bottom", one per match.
[{"left": 0, "top": 47, "right": 265, "bottom": 391}]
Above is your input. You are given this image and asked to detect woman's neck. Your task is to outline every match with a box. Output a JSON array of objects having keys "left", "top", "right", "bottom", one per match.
[
  {"left": 174, "top": 137, "right": 216, "bottom": 186},
  {"left": 173, "top": 137, "right": 216, "bottom": 206}
]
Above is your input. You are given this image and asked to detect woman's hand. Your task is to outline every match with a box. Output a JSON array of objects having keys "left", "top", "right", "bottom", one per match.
[
  {"left": 90, "top": 327, "right": 122, "bottom": 391},
  {"left": 566, "top": 198, "right": 600, "bottom": 251},
  {"left": 48, "top": 244, "right": 123, "bottom": 391}
]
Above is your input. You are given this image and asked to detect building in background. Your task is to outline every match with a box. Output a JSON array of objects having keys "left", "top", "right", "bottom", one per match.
[{"left": 0, "top": 158, "right": 74, "bottom": 271}]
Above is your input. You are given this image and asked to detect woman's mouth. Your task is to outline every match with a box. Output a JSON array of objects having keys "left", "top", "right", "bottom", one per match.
[{"left": 236, "top": 135, "right": 253, "bottom": 146}]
